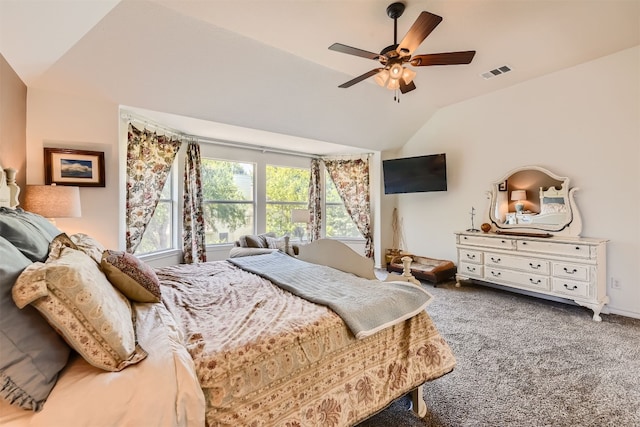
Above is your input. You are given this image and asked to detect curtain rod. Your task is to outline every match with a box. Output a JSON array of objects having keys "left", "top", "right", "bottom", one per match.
[{"left": 120, "top": 112, "right": 340, "bottom": 159}]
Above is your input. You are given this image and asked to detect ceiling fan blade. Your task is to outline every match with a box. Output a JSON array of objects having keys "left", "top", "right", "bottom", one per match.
[
  {"left": 410, "top": 51, "right": 476, "bottom": 66},
  {"left": 329, "top": 43, "right": 381, "bottom": 60},
  {"left": 338, "top": 68, "right": 383, "bottom": 88},
  {"left": 399, "top": 79, "right": 416, "bottom": 94},
  {"left": 396, "top": 11, "right": 443, "bottom": 56}
]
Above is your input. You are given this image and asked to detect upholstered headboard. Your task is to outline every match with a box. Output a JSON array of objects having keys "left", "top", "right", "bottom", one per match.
[
  {"left": 539, "top": 185, "right": 568, "bottom": 215},
  {"left": 0, "top": 166, "right": 20, "bottom": 208}
]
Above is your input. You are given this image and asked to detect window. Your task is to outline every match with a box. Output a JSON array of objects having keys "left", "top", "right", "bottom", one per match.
[
  {"left": 136, "top": 172, "right": 174, "bottom": 255},
  {"left": 324, "top": 173, "right": 361, "bottom": 239},
  {"left": 201, "top": 158, "right": 255, "bottom": 245},
  {"left": 266, "top": 165, "right": 310, "bottom": 240}
]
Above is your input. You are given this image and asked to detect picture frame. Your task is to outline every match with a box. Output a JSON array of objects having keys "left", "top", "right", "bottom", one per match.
[
  {"left": 44, "top": 148, "right": 105, "bottom": 187},
  {"left": 498, "top": 180, "right": 508, "bottom": 192}
]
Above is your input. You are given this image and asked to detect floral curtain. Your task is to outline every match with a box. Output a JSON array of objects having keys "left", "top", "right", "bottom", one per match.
[
  {"left": 308, "top": 158, "right": 322, "bottom": 241},
  {"left": 126, "top": 124, "right": 182, "bottom": 253},
  {"left": 183, "top": 141, "right": 207, "bottom": 263},
  {"left": 323, "top": 158, "right": 374, "bottom": 258}
]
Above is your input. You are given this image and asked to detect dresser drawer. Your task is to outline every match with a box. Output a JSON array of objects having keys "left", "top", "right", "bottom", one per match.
[
  {"left": 484, "top": 267, "right": 550, "bottom": 291},
  {"left": 459, "top": 234, "right": 515, "bottom": 250},
  {"left": 459, "top": 262, "right": 483, "bottom": 278},
  {"left": 552, "top": 262, "right": 590, "bottom": 281},
  {"left": 485, "top": 252, "right": 550, "bottom": 274},
  {"left": 516, "top": 240, "right": 591, "bottom": 259},
  {"left": 552, "top": 278, "right": 590, "bottom": 299},
  {"left": 459, "top": 249, "right": 483, "bottom": 264}
]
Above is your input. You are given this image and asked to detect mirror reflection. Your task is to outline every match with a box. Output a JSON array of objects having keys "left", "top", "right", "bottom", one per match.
[{"left": 489, "top": 166, "right": 579, "bottom": 234}]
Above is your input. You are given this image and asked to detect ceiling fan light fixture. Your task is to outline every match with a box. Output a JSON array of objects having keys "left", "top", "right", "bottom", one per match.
[
  {"left": 374, "top": 69, "right": 390, "bottom": 87},
  {"left": 386, "top": 78, "right": 400, "bottom": 90},
  {"left": 389, "top": 63, "right": 403, "bottom": 80},
  {"left": 401, "top": 67, "right": 416, "bottom": 84}
]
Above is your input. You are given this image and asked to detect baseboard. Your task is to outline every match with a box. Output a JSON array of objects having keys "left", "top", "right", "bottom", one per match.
[{"left": 605, "top": 306, "right": 640, "bottom": 320}]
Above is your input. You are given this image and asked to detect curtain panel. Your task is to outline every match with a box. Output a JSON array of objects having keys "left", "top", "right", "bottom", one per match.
[
  {"left": 126, "top": 124, "right": 182, "bottom": 253},
  {"left": 183, "top": 141, "right": 207, "bottom": 263},
  {"left": 308, "top": 158, "right": 322, "bottom": 241},
  {"left": 323, "top": 158, "right": 374, "bottom": 258}
]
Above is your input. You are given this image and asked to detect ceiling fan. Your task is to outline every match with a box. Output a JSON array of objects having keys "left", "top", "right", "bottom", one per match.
[{"left": 329, "top": 2, "right": 476, "bottom": 100}]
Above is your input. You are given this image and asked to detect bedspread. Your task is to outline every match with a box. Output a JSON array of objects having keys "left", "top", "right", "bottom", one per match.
[
  {"left": 157, "top": 260, "right": 455, "bottom": 427},
  {"left": 228, "top": 251, "right": 433, "bottom": 338}
]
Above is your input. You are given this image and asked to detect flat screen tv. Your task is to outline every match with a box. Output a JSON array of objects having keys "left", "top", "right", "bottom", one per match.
[{"left": 383, "top": 153, "right": 447, "bottom": 194}]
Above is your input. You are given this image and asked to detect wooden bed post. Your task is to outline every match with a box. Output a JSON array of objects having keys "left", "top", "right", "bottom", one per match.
[{"left": 410, "top": 385, "right": 428, "bottom": 418}]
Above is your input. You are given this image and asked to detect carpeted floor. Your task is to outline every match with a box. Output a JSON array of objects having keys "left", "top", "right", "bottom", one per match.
[{"left": 357, "top": 279, "right": 640, "bottom": 427}]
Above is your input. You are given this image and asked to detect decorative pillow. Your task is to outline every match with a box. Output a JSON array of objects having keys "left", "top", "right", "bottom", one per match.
[
  {"left": 13, "top": 247, "right": 147, "bottom": 372},
  {"left": 47, "top": 233, "right": 78, "bottom": 260},
  {"left": 0, "top": 237, "right": 70, "bottom": 411},
  {"left": 0, "top": 208, "right": 54, "bottom": 262},
  {"left": 541, "top": 203, "right": 567, "bottom": 215},
  {"left": 101, "top": 250, "right": 161, "bottom": 303},
  {"left": 69, "top": 233, "right": 105, "bottom": 264},
  {"left": 244, "top": 234, "right": 266, "bottom": 248}
]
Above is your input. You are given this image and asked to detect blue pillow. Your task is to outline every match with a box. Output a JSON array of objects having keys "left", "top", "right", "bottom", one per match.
[
  {"left": 0, "top": 208, "right": 60, "bottom": 262},
  {"left": 0, "top": 236, "right": 70, "bottom": 411}
]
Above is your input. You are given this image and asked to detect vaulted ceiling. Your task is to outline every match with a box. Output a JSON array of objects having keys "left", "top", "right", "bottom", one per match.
[{"left": 1, "top": 0, "right": 638, "bottom": 155}]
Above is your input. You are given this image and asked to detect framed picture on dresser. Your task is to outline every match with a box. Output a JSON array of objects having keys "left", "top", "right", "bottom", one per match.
[{"left": 44, "top": 148, "right": 105, "bottom": 187}]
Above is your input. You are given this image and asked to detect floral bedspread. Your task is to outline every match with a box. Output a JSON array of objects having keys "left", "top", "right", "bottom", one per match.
[{"left": 157, "top": 261, "right": 455, "bottom": 427}]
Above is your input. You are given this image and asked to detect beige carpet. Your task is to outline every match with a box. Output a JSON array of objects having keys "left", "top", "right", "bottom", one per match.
[{"left": 357, "top": 279, "right": 640, "bottom": 427}]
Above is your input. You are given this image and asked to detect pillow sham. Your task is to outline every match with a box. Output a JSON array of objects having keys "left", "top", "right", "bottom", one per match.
[
  {"left": 69, "top": 233, "right": 105, "bottom": 264},
  {"left": 0, "top": 208, "right": 56, "bottom": 262},
  {"left": 541, "top": 203, "right": 567, "bottom": 215},
  {"left": 13, "top": 246, "right": 147, "bottom": 372},
  {"left": 101, "top": 250, "right": 161, "bottom": 303},
  {"left": 0, "top": 237, "right": 70, "bottom": 411}
]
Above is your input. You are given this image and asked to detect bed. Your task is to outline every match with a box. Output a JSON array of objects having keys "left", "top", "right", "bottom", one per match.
[
  {"left": 529, "top": 185, "right": 570, "bottom": 225},
  {"left": 0, "top": 169, "right": 455, "bottom": 426}
]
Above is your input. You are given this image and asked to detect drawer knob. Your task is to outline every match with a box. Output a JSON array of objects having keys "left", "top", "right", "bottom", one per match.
[
  {"left": 563, "top": 267, "right": 578, "bottom": 274},
  {"left": 529, "top": 263, "right": 541, "bottom": 270},
  {"left": 522, "top": 242, "right": 527, "bottom": 245},
  {"left": 491, "top": 271, "right": 501, "bottom": 277},
  {"left": 575, "top": 246, "right": 581, "bottom": 250},
  {"left": 563, "top": 283, "right": 578, "bottom": 291},
  {"left": 501, "top": 240, "right": 506, "bottom": 243},
  {"left": 466, "top": 254, "right": 476, "bottom": 260},
  {"left": 466, "top": 266, "right": 476, "bottom": 272},
  {"left": 491, "top": 257, "right": 501, "bottom": 263},
  {"left": 529, "top": 278, "right": 541, "bottom": 285}
]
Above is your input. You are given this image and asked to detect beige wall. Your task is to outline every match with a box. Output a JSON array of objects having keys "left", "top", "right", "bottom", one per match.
[
  {"left": 25, "top": 88, "right": 120, "bottom": 248},
  {"left": 21, "top": 46, "right": 639, "bottom": 318},
  {"left": 0, "top": 53, "right": 27, "bottom": 193},
  {"left": 392, "top": 46, "right": 640, "bottom": 318}
]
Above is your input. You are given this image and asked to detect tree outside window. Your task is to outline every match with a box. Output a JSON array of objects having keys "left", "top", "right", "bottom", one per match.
[
  {"left": 201, "top": 158, "right": 255, "bottom": 244},
  {"left": 136, "top": 172, "right": 173, "bottom": 254},
  {"left": 266, "top": 165, "right": 309, "bottom": 240},
  {"left": 325, "top": 174, "right": 361, "bottom": 239}
]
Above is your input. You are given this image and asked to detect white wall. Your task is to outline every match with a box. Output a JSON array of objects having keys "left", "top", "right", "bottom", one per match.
[
  {"left": 391, "top": 46, "right": 640, "bottom": 318},
  {"left": 25, "top": 88, "right": 120, "bottom": 249}
]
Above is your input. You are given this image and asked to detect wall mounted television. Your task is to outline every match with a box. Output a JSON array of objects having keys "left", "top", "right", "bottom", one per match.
[{"left": 383, "top": 153, "right": 447, "bottom": 194}]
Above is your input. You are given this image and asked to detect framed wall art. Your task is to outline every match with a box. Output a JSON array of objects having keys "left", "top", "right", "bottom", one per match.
[{"left": 44, "top": 148, "right": 105, "bottom": 187}]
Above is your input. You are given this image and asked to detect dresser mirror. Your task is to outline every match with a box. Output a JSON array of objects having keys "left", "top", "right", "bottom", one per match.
[{"left": 486, "top": 166, "right": 582, "bottom": 236}]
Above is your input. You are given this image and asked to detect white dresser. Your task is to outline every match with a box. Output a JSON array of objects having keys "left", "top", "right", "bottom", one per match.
[{"left": 455, "top": 231, "right": 608, "bottom": 321}]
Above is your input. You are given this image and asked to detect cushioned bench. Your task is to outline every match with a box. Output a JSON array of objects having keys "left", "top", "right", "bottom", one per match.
[{"left": 386, "top": 255, "right": 457, "bottom": 285}]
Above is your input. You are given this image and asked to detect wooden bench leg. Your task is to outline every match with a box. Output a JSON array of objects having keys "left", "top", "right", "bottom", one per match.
[{"left": 410, "top": 385, "right": 427, "bottom": 418}]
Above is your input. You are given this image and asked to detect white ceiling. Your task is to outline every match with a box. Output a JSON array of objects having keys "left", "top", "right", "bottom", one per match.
[{"left": 1, "top": 0, "right": 638, "bottom": 155}]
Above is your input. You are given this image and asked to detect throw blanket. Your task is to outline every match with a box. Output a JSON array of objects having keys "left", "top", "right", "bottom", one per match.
[{"left": 229, "top": 251, "right": 433, "bottom": 339}]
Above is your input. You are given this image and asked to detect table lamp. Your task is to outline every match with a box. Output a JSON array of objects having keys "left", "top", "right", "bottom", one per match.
[
  {"left": 23, "top": 184, "right": 81, "bottom": 225},
  {"left": 510, "top": 190, "right": 526, "bottom": 213}
]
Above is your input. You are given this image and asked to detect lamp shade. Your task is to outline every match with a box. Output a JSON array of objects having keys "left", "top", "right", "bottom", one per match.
[
  {"left": 510, "top": 190, "right": 526, "bottom": 201},
  {"left": 23, "top": 185, "right": 81, "bottom": 218},
  {"left": 291, "top": 208, "right": 310, "bottom": 224}
]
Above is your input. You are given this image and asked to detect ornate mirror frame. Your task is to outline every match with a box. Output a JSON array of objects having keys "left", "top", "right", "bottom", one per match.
[{"left": 485, "top": 165, "right": 582, "bottom": 236}]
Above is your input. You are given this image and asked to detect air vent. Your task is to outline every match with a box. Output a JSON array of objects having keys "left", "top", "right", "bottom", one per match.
[{"left": 481, "top": 65, "right": 512, "bottom": 80}]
